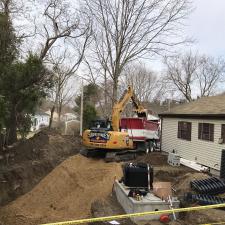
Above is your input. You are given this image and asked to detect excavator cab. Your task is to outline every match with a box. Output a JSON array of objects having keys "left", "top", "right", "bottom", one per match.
[{"left": 90, "top": 119, "right": 112, "bottom": 131}]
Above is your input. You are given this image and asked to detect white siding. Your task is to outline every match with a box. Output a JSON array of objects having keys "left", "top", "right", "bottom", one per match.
[
  {"left": 31, "top": 114, "right": 50, "bottom": 131},
  {"left": 161, "top": 117, "right": 225, "bottom": 171}
]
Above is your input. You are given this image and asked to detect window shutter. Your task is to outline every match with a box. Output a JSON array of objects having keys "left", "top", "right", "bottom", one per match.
[
  {"left": 187, "top": 122, "right": 192, "bottom": 141},
  {"left": 198, "top": 123, "right": 202, "bottom": 139},
  {"left": 177, "top": 122, "right": 181, "bottom": 138},
  {"left": 222, "top": 124, "right": 225, "bottom": 143},
  {"left": 209, "top": 124, "right": 214, "bottom": 142}
]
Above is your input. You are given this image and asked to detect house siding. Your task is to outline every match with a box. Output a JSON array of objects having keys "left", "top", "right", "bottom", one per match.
[
  {"left": 161, "top": 117, "right": 225, "bottom": 171},
  {"left": 31, "top": 114, "right": 50, "bottom": 131}
]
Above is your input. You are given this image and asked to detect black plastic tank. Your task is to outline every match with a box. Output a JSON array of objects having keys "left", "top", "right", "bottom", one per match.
[{"left": 123, "top": 163, "right": 153, "bottom": 189}]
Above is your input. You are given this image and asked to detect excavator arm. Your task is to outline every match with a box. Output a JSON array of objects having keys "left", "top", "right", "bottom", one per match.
[{"left": 111, "top": 86, "right": 147, "bottom": 131}]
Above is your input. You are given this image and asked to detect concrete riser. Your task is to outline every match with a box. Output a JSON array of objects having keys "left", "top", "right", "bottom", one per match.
[{"left": 114, "top": 180, "right": 180, "bottom": 223}]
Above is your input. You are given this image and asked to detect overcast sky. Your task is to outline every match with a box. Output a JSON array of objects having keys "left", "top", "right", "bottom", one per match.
[
  {"left": 186, "top": 0, "right": 225, "bottom": 57},
  {"left": 149, "top": 0, "right": 225, "bottom": 71}
]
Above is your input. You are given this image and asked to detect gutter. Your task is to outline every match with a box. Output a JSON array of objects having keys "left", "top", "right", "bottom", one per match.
[{"left": 158, "top": 113, "right": 225, "bottom": 119}]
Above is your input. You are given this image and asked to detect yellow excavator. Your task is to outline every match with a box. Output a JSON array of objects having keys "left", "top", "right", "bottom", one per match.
[{"left": 81, "top": 86, "right": 148, "bottom": 159}]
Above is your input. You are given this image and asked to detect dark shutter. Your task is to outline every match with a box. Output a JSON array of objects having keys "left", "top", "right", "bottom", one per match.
[
  {"left": 177, "top": 122, "right": 181, "bottom": 138},
  {"left": 209, "top": 124, "right": 214, "bottom": 142},
  {"left": 198, "top": 123, "right": 202, "bottom": 139},
  {"left": 222, "top": 125, "right": 225, "bottom": 143},
  {"left": 187, "top": 122, "right": 192, "bottom": 141}
]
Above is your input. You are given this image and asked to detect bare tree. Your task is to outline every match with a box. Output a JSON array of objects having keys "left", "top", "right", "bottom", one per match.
[
  {"left": 165, "top": 51, "right": 225, "bottom": 101},
  {"left": 121, "top": 64, "right": 158, "bottom": 102},
  {"left": 196, "top": 56, "right": 225, "bottom": 97},
  {"left": 37, "top": 0, "right": 91, "bottom": 60},
  {"left": 81, "top": 56, "right": 114, "bottom": 118},
  {"left": 82, "top": 0, "right": 191, "bottom": 104},
  {"left": 47, "top": 47, "right": 88, "bottom": 128},
  {"left": 164, "top": 52, "right": 198, "bottom": 101}
]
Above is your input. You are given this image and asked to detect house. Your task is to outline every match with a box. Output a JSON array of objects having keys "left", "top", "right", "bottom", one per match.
[
  {"left": 45, "top": 109, "right": 59, "bottom": 122},
  {"left": 31, "top": 111, "right": 50, "bottom": 131},
  {"left": 159, "top": 94, "right": 225, "bottom": 173},
  {"left": 62, "top": 113, "right": 78, "bottom": 122}
]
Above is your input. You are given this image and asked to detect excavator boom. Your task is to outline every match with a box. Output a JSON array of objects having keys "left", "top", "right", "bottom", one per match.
[{"left": 111, "top": 86, "right": 147, "bottom": 131}]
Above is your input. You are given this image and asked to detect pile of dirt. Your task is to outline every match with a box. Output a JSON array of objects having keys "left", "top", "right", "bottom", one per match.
[
  {"left": 90, "top": 194, "right": 136, "bottom": 225},
  {"left": 173, "top": 172, "right": 209, "bottom": 196},
  {"left": 0, "top": 129, "right": 81, "bottom": 206},
  {"left": 0, "top": 155, "right": 123, "bottom": 225},
  {"left": 135, "top": 152, "right": 168, "bottom": 166}
]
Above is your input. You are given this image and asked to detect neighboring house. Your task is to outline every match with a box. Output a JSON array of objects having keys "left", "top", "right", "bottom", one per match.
[
  {"left": 62, "top": 113, "right": 78, "bottom": 122},
  {"left": 31, "top": 111, "right": 50, "bottom": 131},
  {"left": 45, "top": 110, "right": 59, "bottom": 122},
  {"left": 159, "top": 94, "right": 225, "bottom": 173}
]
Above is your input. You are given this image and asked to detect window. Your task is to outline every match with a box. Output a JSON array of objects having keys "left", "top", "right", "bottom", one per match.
[
  {"left": 198, "top": 123, "right": 214, "bottom": 142},
  {"left": 177, "top": 121, "right": 192, "bottom": 141},
  {"left": 221, "top": 124, "right": 225, "bottom": 143}
]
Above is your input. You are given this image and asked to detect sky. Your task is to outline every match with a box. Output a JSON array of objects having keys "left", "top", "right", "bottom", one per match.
[
  {"left": 149, "top": 0, "right": 225, "bottom": 71},
  {"left": 186, "top": 0, "right": 225, "bottom": 57}
]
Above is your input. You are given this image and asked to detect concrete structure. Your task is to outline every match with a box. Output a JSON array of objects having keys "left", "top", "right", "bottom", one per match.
[
  {"left": 114, "top": 181, "right": 179, "bottom": 223},
  {"left": 31, "top": 111, "right": 50, "bottom": 131},
  {"left": 159, "top": 94, "right": 225, "bottom": 172}
]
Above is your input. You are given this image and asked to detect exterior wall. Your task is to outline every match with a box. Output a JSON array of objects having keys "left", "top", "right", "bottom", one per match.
[
  {"left": 63, "top": 113, "right": 77, "bottom": 122},
  {"left": 31, "top": 114, "right": 50, "bottom": 131},
  {"left": 45, "top": 110, "right": 59, "bottom": 121},
  {"left": 161, "top": 117, "right": 225, "bottom": 171}
]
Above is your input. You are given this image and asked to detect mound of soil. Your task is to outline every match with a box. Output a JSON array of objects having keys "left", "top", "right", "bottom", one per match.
[
  {"left": 90, "top": 194, "right": 136, "bottom": 225},
  {"left": 0, "top": 155, "right": 122, "bottom": 225},
  {"left": 135, "top": 152, "right": 168, "bottom": 166},
  {"left": 173, "top": 172, "right": 209, "bottom": 196},
  {"left": 0, "top": 129, "right": 81, "bottom": 206}
]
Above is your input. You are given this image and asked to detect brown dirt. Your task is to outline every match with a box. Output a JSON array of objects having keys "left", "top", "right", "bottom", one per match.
[
  {"left": 173, "top": 172, "right": 210, "bottom": 196},
  {"left": 1, "top": 149, "right": 224, "bottom": 225},
  {"left": 135, "top": 152, "right": 168, "bottom": 166},
  {"left": 0, "top": 155, "right": 122, "bottom": 225},
  {"left": 90, "top": 193, "right": 136, "bottom": 225},
  {"left": 0, "top": 129, "right": 81, "bottom": 206}
]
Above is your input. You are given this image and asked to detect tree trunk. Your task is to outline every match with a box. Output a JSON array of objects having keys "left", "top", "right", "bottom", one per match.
[
  {"left": 8, "top": 105, "right": 17, "bottom": 144},
  {"left": 112, "top": 78, "right": 118, "bottom": 105},
  {"left": 0, "top": 133, "right": 3, "bottom": 151},
  {"left": 104, "top": 70, "right": 109, "bottom": 118},
  {"left": 57, "top": 102, "right": 62, "bottom": 128},
  {"left": 49, "top": 105, "right": 55, "bottom": 129}
]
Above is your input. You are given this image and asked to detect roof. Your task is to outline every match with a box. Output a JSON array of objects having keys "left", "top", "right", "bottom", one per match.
[
  {"left": 159, "top": 94, "right": 225, "bottom": 118},
  {"left": 35, "top": 110, "right": 50, "bottom": 117}
]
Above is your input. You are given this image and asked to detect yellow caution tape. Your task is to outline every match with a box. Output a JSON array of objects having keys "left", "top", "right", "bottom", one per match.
[
  {"left": 202, "top": 223, "right": 225, "bottom": 225},
  {"left": 40, "top": 203, "right": 225, "bottom": 225}
]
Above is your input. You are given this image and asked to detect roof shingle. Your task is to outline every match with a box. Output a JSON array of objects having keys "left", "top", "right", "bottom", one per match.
[{"left": 159, "top": 94, "right": 225, "bottom": 117}]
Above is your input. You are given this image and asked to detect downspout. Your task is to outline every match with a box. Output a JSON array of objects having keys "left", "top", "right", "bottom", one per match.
[{"left": 160, "top": 117, "right": 163, "bottom": 152}]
